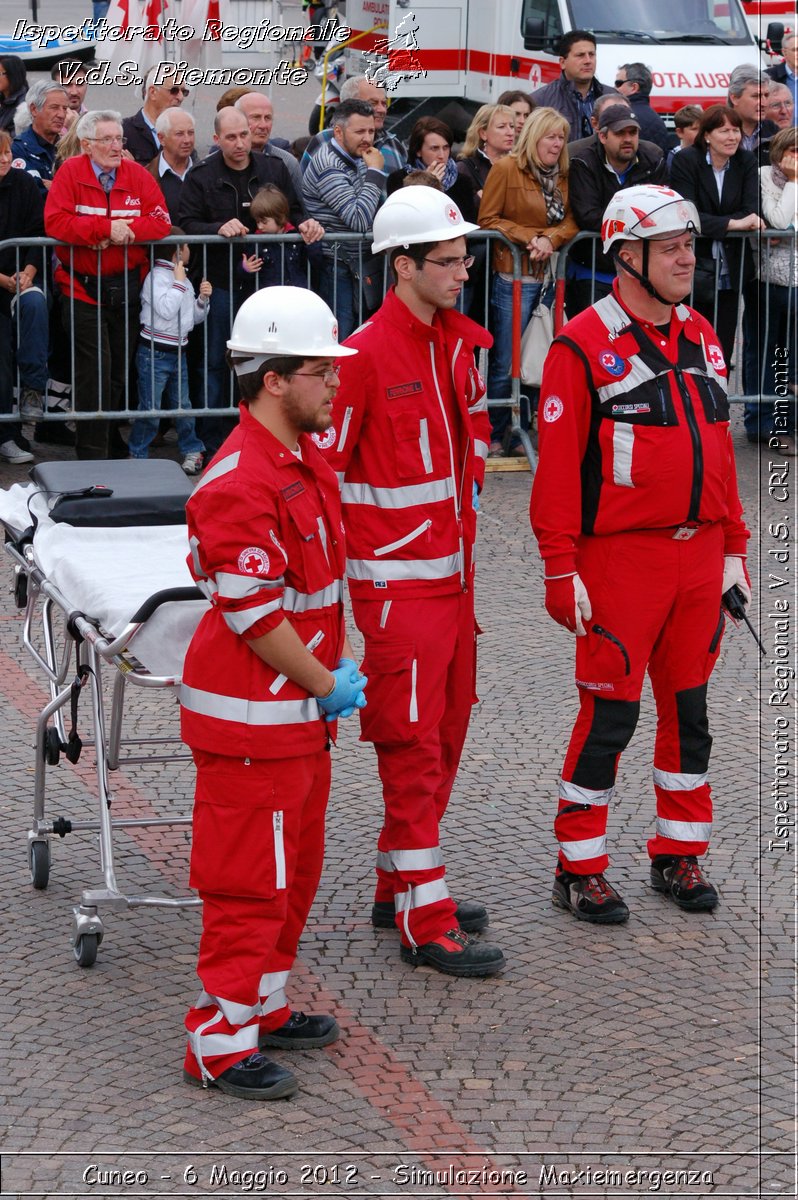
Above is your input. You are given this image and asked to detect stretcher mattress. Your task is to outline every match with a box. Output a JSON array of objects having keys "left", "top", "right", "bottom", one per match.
[{"left": 0, "top": 480, "right": 208, "bottom": 678}]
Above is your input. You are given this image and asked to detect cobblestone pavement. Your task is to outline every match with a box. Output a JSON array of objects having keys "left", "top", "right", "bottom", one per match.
[{"left": 0, "top": 411, "right": 793, "bottom": 1200}]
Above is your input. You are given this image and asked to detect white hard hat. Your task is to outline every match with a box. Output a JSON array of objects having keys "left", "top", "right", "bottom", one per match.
[
  {"left": 601, "top": 185, "right": 701, "bottom": 255},
  {"left": 227, "top": 286, "right": 357, "bottom": 358},
  {"left": 371, "top": 185, "right": 480, "bottom": 254}
]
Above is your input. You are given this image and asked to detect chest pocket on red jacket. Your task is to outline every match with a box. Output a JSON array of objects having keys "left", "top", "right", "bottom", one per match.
[
  {"left": 693, "top": 374, "right": 730, "bottom": 424},
  {"left": 388, "top": 407, "right": 432, "bottom": 479},
  {"left": 284, "top": 488, "right": 334, "bottom": 592}
]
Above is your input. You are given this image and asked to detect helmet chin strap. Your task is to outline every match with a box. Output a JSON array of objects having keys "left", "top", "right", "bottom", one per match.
[{"left": 614, "top": 242, "right": 673, "bottom": 307}]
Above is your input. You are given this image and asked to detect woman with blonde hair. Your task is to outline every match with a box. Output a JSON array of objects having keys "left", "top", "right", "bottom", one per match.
[
  {"left": 478, "top": 106, "right": 578, "bottom": 453},
  {"left": 456, "top": 103, "right": 516, "bottom": 221}
]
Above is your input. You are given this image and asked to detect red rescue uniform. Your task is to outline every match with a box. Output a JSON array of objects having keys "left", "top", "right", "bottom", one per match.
[
  {"left": 320, "top": 287, "right": 492, "bottom": 946},
  {"left": 531, "top": 284, "right": 749, "bottom": 874},
  {"left": 180, "top": 407, "right": 346, "bottom": 1083}
]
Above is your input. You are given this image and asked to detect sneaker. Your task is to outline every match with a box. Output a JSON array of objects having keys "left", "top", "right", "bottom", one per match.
[
  {"left": 650, "top": 855, "right": 719, "bottom": 912},
  {"left": 487, "top": 440, "right": 504, "bottom": 457},
  {"left": 552, "top": 869, "right": 630, "bottom": 924},
  {"left": 182, "top": 451, "right": 204, "bottom": 476},
  {"left": 0, "top": 439, "right": 34, "bottom": 464},
  {"left": 19, "top": 388, "right": 44, "bottom": 421},
  {"left": 183, "top": 1052, "right": 298, "bottom": 1100},
  {"left": 399, "top": 928, "right": 505, "bottom": 976},
  {"left": 372, "top": 898, "right": 489, "bottom": 933},
  {"left": 259, "top": 1011, "right": 339, "bottom": 1050}
]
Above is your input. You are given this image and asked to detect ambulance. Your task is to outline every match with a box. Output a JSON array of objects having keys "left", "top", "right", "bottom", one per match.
[{"left": 340, "top": 0, "right": 770, "bottom": 135}]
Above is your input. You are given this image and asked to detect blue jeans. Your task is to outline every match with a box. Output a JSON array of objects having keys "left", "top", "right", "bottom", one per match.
[
  {"left": 319, "top": 260, "right": 359, "bottom": 342},
  {"left": 11, "top": 287, "right": 50, "bottom": 393},
  {"left": 128, "top": 343, "right": 204, "bottom": 458},
  {"left": 487, "top": 274, "right": 543, "bottom": 442}
]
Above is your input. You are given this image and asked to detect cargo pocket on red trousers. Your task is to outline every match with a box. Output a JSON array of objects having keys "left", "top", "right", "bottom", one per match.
[
  {"left": 705, "top": 610, "right": 726, "bottom": 678},
  {"left": 359, "top": 640, "right": 417, "bottom": 746},
  {"left": 575, "top": 623, "right": 632, "bottom": 698},
  {"left": 190, "top": 769, "right": 284, "bottom": 900}
]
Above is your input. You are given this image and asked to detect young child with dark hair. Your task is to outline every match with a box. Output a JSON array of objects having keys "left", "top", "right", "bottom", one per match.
[{"left": 239, "top": 185, "right": 322, "bottom": 289}]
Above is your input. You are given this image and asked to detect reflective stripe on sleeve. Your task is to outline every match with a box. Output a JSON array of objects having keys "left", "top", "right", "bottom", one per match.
[
  {"left": 655, "top": 818, "right": 712, "bottom": 842},
  {"left": 180, "top": 685, "right": 320, "bottom": 725},
  {"left": 193, "top": 451, "right": 241, "bottom": 493},
  {"left": 653, "top": 769, "right": 709, "bottom": 791},
  {"left": 215, "top": 572, "right": 285, "bottom": 600},
  {"left": 222, "top": 598, "right": 283, "bottom": 635},
  {"left": 557, "top": 835, "right": 607, "bottom": 861},
  {"left": 346, "top": 553, "right": 460, "bottom": 583},
  {"left": 341, "top": 478, "right": 454, "bottom": 508},
  {"left": 474, "top": 438, "right": 489, "bottom": 461},
  {"left": 559, "top": 780, "right": 615, "bottom": 807}
]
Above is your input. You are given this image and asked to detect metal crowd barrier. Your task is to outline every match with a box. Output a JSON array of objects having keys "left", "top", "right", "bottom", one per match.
[{"left": 1, "top": 229, "right": 793, "bottom": 456}]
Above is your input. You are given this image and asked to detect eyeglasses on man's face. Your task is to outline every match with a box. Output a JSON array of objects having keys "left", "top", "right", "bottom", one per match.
[
  {"left": 168, "top": 85, "right": 190, "bottom": 96},
  {"left": 421, "top": 254, "right": 475, "bottom": 271},
  {"left": 291, "top": 366, "right": 342, "bottom": 384},
  {"left": 89, "top": 136, "right": 127, "bottom": 146}
]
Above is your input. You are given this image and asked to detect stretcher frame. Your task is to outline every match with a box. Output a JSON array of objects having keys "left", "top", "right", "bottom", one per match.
[{"left": 3, "top": 520, "right": 203, "bottom": 967}]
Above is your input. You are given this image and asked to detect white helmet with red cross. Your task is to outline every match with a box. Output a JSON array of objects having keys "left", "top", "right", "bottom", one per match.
[
  {"left": 601, "top": 185, "right": 701, "bottom": 255},
  {"left": 371, "top": 185, "right": 480, "bottom": 254}
]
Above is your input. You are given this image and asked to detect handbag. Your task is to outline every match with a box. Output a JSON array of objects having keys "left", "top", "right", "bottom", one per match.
[{"left": 520, "top": 294, "right": 554, "bottom": 388}]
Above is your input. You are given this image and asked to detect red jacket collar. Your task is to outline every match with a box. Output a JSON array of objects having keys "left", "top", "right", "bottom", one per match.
[{"left": 378, "top": 286, "right": 493, "bottom": 350}]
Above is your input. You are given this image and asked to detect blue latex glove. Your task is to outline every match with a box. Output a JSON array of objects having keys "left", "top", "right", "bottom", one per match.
[
  {"left": 473, "top": 481, "right": 480, "bottom": 512},
  {"left": 316, "top": 658, "right": 368, "bottom": 722}
]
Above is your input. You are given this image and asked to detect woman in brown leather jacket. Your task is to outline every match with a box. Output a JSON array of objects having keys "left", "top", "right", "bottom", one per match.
[{"left": 478, "top": 106, "right": 578, "bottom": 454}]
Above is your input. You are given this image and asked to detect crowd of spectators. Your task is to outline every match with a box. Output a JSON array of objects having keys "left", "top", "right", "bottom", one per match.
[{"left": 0, "top": 27, "right": 795, "bottom": 467}]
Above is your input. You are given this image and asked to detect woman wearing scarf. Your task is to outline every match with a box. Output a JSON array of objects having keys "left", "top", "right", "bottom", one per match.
[
  {"left": 386, "top": 117, "right": 474, "bottom": 213},
  {"left": 478, "top": 106, "right": 578, "bottom": 455}
]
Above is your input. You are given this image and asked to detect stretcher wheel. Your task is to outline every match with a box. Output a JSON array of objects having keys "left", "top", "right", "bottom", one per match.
[
  {"left": 13, "top": 569, "right": 27, "bottom": 609},
  {"left": 44, "top": 727, "right": 61, "bottom": 766},
  {"left": 73, "top": 933, "right": 98, "bottom": 967},
  {"left": 29, "top": 840, "right": 50, "bottom": 889}
]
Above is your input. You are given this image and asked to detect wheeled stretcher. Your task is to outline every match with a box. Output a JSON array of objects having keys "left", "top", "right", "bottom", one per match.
[{"left": 0, "top": 460, "right": 209, "bottom": 966}]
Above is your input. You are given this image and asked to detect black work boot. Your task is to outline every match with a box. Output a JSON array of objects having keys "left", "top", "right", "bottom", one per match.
[
  {"left": 552, "top": 868, "right": 630, "bottom": 924},
  {"left": 259, "top": 1011, "right": 340, "bottom": 1049},
  {"left": 372, "top": 898, "right": 489, "bottom": 933},
  {"left": 184, "top": 1052, "right": 298, "bottom": 1100},
  {"left": 400, "top": 928, "right": 505, "bottom": 976},
  {"left": 650, "top": 855, "right": 719, "bottom": 912}
]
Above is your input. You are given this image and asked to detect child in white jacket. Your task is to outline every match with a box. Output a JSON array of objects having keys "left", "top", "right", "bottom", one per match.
[{"left": 128, "top": 230, "right": 212, "bottom": 474}]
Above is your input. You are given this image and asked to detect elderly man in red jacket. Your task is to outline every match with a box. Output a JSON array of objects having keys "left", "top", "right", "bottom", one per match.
[{"left": 45, "top": 109, "right": 171, "bottom": 459}]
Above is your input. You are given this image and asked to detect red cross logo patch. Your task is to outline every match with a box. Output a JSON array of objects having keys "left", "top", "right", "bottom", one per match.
[
  {"left": 707, "top": 344, "right": 725, "bottom": 370},
  {"left": 542, "top": 395, "right": 564, "bottom": 423},
  {"left": 312, "top": 427, "right": 337, "bottom": 450},
  {"left": 446, "top": 205, "right": 459, "bottom": 223},
  {"left": 238, "top": 546, "right": 269, "bottom": 575}
]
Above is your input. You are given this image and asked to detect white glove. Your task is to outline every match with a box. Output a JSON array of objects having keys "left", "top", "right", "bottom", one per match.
[{"left": 722, "top": 556, "right": 751, "bottom": 608}]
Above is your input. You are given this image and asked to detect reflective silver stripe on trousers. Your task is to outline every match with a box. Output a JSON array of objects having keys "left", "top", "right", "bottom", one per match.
[
  {"left": 557, "top": 835, "right": 608, "bottom": 861},
  {"left": 394, "top": 878, "right": 450, "bottom": 911},
  {"left": 215, "top": 571, "right": 285, "bottom": 600},
  {"left": 282, "top": 581, "right": 343, "bottom": 612},
  {"left": 273, "top": 811, "right": 286, "bottom": 889},
  {"left": 258, "top": 969, "right": 290, "bottom": 1006},
  {"left": 346, "top": 553, "right": 460, "bottom": 583},
  {"left": 341, "top": 478, "right": 454, "bottom": 509},
  {"left": 193, "top": 451, "right": 241, "bottom": 494},
  {"left": 222, "top": 598, "right": 283, "bottom": 635},
  {"left": 376, "top": 847, "right": 445, "bottom": 872},
  {"left": 180, "top": 685, "right": 320, "bottom": 725},
  {"left": 612, "top": 423, "right": 635, "bottom": 488},
  {"left": 190, "top": 996, "right": 259, "bottom": 1082},
  {"left": 559, "top": 780, "right": 615, "bottom": 807},
  {"left": 656, "top": 818, "right": 712, "bottom": 842},
  {"left": 653, "top": 768, "right": 709, "bottom": 791},
  {"left": 196, "top": 991, "right": 260, "bottom": 1027},
  {"left": 474, "top": 438, "right": 489, "bottom": 461}
]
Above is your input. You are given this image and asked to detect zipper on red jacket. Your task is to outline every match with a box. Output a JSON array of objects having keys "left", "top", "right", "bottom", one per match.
[{"left": 673, "top": 367, "right": 704, "bottom": 523}]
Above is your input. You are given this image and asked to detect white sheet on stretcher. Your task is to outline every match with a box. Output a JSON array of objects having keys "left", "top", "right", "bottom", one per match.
[{"left": 0, "top": 483, "right": 208, "bottom": 678}]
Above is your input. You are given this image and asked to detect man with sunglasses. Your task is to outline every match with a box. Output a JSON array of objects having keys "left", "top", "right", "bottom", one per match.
[
  {"left": 319, "top": 186, "right": 506, "bottom": 978},
  {"left": 123, "top": 62, "right": 189, "bottom": 166}
]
